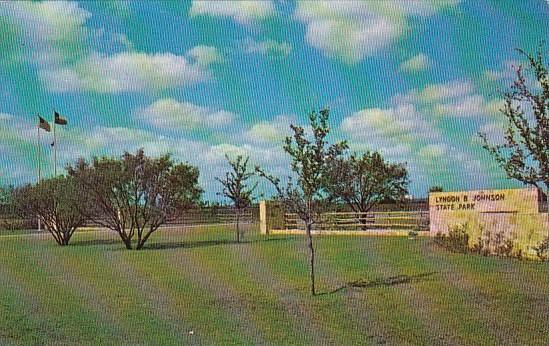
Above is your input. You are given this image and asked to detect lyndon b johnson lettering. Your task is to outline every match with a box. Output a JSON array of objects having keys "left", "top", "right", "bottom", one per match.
[{"left": 433, "top": 192, "right": 506, "bottom": 211}]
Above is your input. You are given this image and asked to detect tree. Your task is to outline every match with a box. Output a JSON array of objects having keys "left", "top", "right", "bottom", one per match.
[
  {"left": 12, "top": 176, "right": 87, "bottom": 245},
  {"left": 0, "top": 185, "right": 14, "bottom": 216},
  {"left": 68, "top": 149, "right": 202, "bottom": 250},
  {"left": 480, "top": 45, "right": 549, "bottom": 197},
  {"left": 0, "top": 185, "right": 13, "bottom": 205},
  {"left": 257, "top": 108, "right": 348, "bottom": 295},
  {"left": 325, "top": 152, "right": 409, "bottom": 229},
  {"left": 216, "top": 154, "right": 257, "bottom": 243},
  {"left": 429, "top": 186, "right": 444, "bottom": 193}
]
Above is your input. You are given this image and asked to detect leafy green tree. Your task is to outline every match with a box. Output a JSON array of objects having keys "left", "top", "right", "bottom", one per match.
[
  {"left": 429, "top": 186, "right": 444, "bottom": 193},
  {"left": 479, "top": 45, "right": 549, "bottom": 254},
  {"left": 216, "top": 155, "right": 257, "bottom": 242},
  {"left": 0, "top": 185, "right": 13, "bottom": 206},
  {"left": 12, "top": 176, "right": 87, "bottom": 245},
  {"left": 480, "top": 45, "right": 549, "bottom": 197},
  {"left": 0, "top": 185, "right": 14, "bottom": 216},
  {"left": 68, "top": 149, "right": 202, "bottom": 250},
  {"left": 257, "top": 108, "right": 348, "bottom": 295},
  {"left": 325, "top": 152, "right": 409, "bottom": 229}
]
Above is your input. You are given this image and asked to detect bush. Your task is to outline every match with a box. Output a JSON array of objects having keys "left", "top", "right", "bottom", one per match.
[
  {"left": 408, "top": 228, "right": 419, "bottom": 239},
  {"left": 434, "top": 223, "right": 470, "bottom": 253},
  {"left": 471, "top": 225, "right": 515, "bottom": 257},
  {"left": 68, "top": 149, "right": 202, "bottom": 250},
  {"left": 12, "top": 176, "right": 88, "bottom": 245},
  {"left": 435, "top": 222, "right": 521, "bottom": 259},
  {"left": 493, "top": 232, "right": 514, "bottom": 257},
  {"left": 533, "top": 236, "right": 549, "bottom": 261},
  {"left": 0, "top": 218, "right": 36, "bottom": 231}
]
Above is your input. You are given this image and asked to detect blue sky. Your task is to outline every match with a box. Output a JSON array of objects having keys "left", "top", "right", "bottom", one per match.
[{"left": 0, "top": 0, "right": 548, "bottom": 200}]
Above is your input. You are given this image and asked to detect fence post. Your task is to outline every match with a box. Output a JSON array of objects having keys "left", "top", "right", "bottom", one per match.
[{"left": 260, "top": 200, "right": 268, "bottom": 235}]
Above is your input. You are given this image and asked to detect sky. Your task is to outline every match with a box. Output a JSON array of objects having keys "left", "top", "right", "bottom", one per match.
[{"left": 0, "top": 0, "right": 548, "bottom": 201}]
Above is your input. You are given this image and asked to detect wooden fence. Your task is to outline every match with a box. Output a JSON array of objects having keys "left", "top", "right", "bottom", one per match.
[
  {"left": 283, "top": 210, "right": 429, "bottom": 232},
  {"left": 1, "top": 207, "right": 257, "bottom": 231},
  {"left": 84, "top": 207, "right": 256, "bottom": 228},
  {"left": 168, "top": 208, "right": 255, "bottom": 226}
]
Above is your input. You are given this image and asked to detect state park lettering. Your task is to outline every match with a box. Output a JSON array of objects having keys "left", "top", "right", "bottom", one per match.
[{"left": 433, "top": 192, "right": 506, "bottom": 211}]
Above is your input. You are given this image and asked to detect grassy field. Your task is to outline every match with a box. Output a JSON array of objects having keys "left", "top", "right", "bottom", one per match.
[{"left": 0, "top": 225, "right": 548, "bottom": 345}]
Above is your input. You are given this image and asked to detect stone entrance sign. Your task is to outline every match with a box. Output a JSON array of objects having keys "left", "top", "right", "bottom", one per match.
[
  {"left": 429, "top": 188, "right": 548, "bottom": 258},
  {"left": 430, "top": 188, "right": 540, "bottom": 215}
]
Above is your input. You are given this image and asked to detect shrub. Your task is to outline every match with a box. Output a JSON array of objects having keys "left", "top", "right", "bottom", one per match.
[
  {"left": 471, "top": 225, "right": 515, "bottom": 257},
  {"left": 533, "top": 236, "right": 549, "bottom": 261},
  {"left": 434, "top": 223, "right": 470, "bottom": 253},
  {"left": 68, "top": 149, "right": 202, "bottom": 250},
  {"left": 437, "top": 223, "right": 520, "bottom": 259},
  {"left": 408, "top": 228, "right": 419, "bottom": 239},
  {"left": 12, "top": 176, "right": 88, "bottom": 245},
  {"left": 0, "top": 218, "right": 36, "bottom": 231},
  {"left": 493, "top": 232, "right": 514, "bottom": 257}
]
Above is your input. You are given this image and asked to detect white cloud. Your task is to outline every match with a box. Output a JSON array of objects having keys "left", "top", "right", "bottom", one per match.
[
  {"left": 0, "top": 1, "right": 90, "bottom": 41},
  {"left": 341, "top": 104, "right": 439, "bottom": 144},
  {"left": 138, "top": 98, "right": 237, "bottom": 129},
  {"left": 294, "top": 1, "right": 460, "bottom": 63},
  {"left": 434, "top": 95, "right": 502, "bottom": 117},
  {"left": 40, "top": 51, "right": 210, "bottom": 93},
  {"left": 399, "top": 53, "right": 430, "bottom": 72},
  {"left": 189, "top": 0, "right": 275, "bottom": 25},
  {"left": 204, "top": 143, "right": 249, "bottom": 164},
  {"left": 396, "top": 80, "right": 473, "bottom": 104},
  {"left": 418, "top": 143, "right": 447, "bottom": 159},
  {"left": 245, "top": 115, "right": 296, "bottom": 144},
  {"left": 243, "top": 39, "right": 292, "bottom": 58},
  {"left": 0, "top": 113, "right": 14, "bottom": 121},
  {"left": 203, "top": 143, "right": 287, "bottom": 169},
  {"left": 186, "top": 45, "right": 224, "bottom": 66},
  {"left": 484, "top": 60, "right": 519, "bottom": 82},
  {"left": 2, "top": 2, "right": 216, "bottom": 94},
  {"left": 340, "top": 77, "right": 505, "bottom": 193},
  {"left": 394, "top": 80, "right": 502, "bottom": 118},
  {"left": 294, "top": 1, "right": 398, "bottom": 63},
  {"left": 476, "top": 121, "right": 507, "bottom": 145},
  {"left": 0, "top": 1, "right": 91, "bottom": 65}
]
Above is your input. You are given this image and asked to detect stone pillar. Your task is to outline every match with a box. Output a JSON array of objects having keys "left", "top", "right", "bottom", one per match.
[{"left": 259, "top": 200, "right": 268, "bottom": 235}]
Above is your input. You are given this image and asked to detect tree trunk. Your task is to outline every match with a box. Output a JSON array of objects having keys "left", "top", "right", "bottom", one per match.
[
  {"left": 136, "top": 227, "right": 157, "bottom": 250},
  {"left": 354, "top": 208, "right": 372, "bottom": 231},
  {"left": 236, "top": 210, "right": 241, "bottom": 243},
  {"left": 306, "top": 222, "right": 316, "bottom": 295},
  {"left": 120, "top": 234, "right": 132, "bottom": 249},
  {"left": 61, "top": 233, "right": 69, "bottom": 246},
  {"left": 136, "top": 236, "right": 147, "bottom": 250}
]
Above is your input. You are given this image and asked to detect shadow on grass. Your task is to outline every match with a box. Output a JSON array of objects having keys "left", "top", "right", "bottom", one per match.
[
  {"left": 320, "top": 272, "right": 438, "bottom": 295},
  {"left": 141, "top": 236, "right": 294, "bottom": 251},
  {"left": 70, "top": 239, "right": 120, "bottom": 247}
]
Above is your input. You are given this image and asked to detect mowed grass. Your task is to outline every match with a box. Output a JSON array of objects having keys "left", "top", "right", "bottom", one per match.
[{"left": 1, "top": 225, "right": 548, "bottom": 345}]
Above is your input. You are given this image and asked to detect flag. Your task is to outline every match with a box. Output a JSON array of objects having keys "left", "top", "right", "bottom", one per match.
[
  {"left": 54, "top": 111, "right": 67, "bottom": 125},
  {"left": 38, "top": 116, "right": 51, "bottom": 132}
]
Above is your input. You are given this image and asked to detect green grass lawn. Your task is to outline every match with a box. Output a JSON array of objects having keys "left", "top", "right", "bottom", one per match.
[{"left": 1, "top": 225, "right": 548, "bottom": 345}]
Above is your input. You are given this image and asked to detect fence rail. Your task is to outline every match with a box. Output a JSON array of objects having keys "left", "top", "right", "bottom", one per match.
[
  {"left": 284, "top": 211, "right": 430, "bottom": 231},
  {"left": 84, "top": 208, "right": 256, "bottom": 227},
  {"left": 0, "top": 208, "right": 257, "bottom": 231}
]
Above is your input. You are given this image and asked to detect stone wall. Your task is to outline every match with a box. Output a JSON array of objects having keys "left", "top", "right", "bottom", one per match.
[{"left": 429, "top": 188, "right": 549, "bottom": 258}]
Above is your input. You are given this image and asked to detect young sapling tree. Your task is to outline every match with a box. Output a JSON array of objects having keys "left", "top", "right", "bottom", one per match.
[
  {"left": 257, "top": 108, "right": 347, "bottom": 295},
  {"left": 216, "top": 154, "right": 257, "bottom": 242}
]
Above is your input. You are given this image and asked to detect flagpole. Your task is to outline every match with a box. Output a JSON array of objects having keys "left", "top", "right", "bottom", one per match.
[
  {"left": 37, "top": 119, "right": 41, "bottom": 182},
  {"left": 53, "top": 112, "right": 57, "bottom": 177},
  {"left": 37, "top": 117, "right": 42, "bottom": 232}
]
